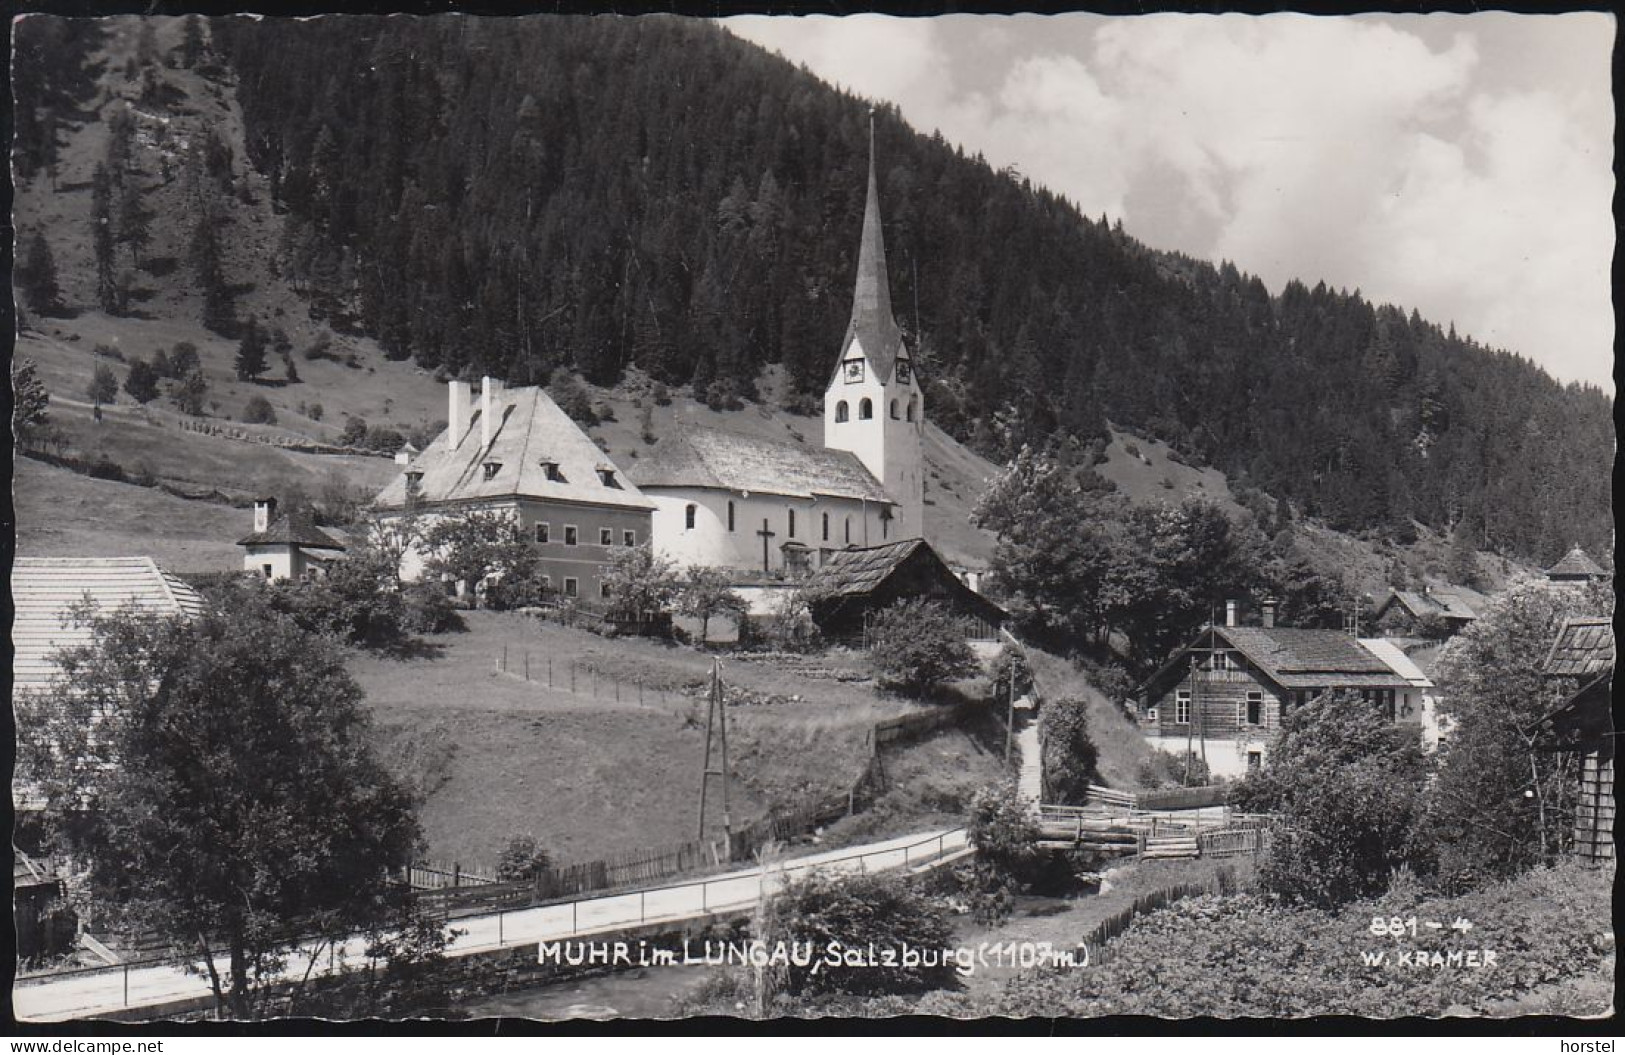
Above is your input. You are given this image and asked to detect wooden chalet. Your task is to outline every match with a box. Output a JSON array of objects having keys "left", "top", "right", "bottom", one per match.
[
  {"left": 1139, "top": 610, "right": 1425, "bottom": 777},
  {"left": 1532, "top": 616, "right": 1615, "bottom": 863},
  {"left": 802, "top": 538, "right": 1006, "bottom": 644},
  {"left": 1371, "top": 586, "right": 1482, "bottom": 638}
]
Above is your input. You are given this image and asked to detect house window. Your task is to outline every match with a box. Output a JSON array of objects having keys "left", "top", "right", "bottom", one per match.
[
  {"left": 600, "top": 582, "right": 612, "bottom": 599},
  {"left": 1246, "top": 690, "right": 1263, "bottom": 726},
  {"left": 1175, "top": 689, "right": 1192, "bottom": 725},
  {"left": 541, "top": 574, "right": 552, "bottom": 589},
  {"left": 727, "top": 501, "right": 735, "bottom": 532},
  {"left": 1247, "top": 750, "right": 1263, "bottom": 772},
  {"left": 889, "top": 399, "right": 899, "bottom": 420},
  {"left": 564, "top": 525, "right": 578, "bottom": 546},
  {"left": 835, "top": 401, "right": 849, "bottom": 423},
  {"left": 563, "top": 577, "right": 578, "bottom": 598},
  {"left": 262, "top": 564, "right": 274, "bottom": 580},
  {"left": 1146, "top": 707, "right": 1159, "bottom": 723},
  {"left": 623, "top": 529, "right": 636, "bottom": 546},
  {"left": 822, "top": 512, "right": 830, "bottom": 541},
  {"left": 600, "top": 527, "right": 613, "bottom": 546},
  {"left": 685, "top": 504, "right": 697, "bottom": 531},
  {"left": 483, "top": 462, "right": 501, "bottom": 481},
  {"left": 859, "top": 398, "right": 873, "bottom": 420},
  {"left": 788, "top": 508, "right": 796, "bottom": 538},
  {"left": 535, "top": 522, "right": 550, "bottom": 544}
]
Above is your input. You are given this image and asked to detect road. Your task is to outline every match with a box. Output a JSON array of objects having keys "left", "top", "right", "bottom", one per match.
[{"left": 13, "top": 827, "right": 969, "bottom": 1022}]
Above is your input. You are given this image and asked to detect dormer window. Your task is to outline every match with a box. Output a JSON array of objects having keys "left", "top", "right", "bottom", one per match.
[
  {"left": 596, "top": 466, "right": 620, "bottom": 488},
  {"left": 540, "top": 459, "right": 563, "bottom": 483},
  {"left": 482, "top": 462, "right": 501, "bottom": 481},
  {"left": 405, "top": 471, "right": 423, "bottom": 493}
]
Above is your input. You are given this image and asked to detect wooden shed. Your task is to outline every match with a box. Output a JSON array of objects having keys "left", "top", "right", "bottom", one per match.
[
  {"left": 804, "top": 538, "right": 1006, "bottom": 644},
  {"left": 1533, "top": 617, "right": 1615, "bottom": 863}
]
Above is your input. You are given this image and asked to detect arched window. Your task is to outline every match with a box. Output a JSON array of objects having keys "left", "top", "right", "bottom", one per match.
[
  {"left": 859, "top": 398, "right": 873, "bottom": 420},
  {"left": 889, "top": 399, "right": 899, "bottom": 420},
  {"left": 822, "top": 512, "right": 830, "bottom": 541},
  {"left": 727, "top": 500, "right": 735, "bottom": 532},
  {"left": 788, "top": 508, "right": 796, "bottom": 538},
  {"left": 906, "top": 397, "right": 916, "bottom": 422},
  {"left": 835, "top": 401, "right": 849, "bottom": 423},
  {"left": 844, "top": 517, "right": 851, "bottom": 544},
  {"left": 685, "top": 504, "right": 697, "bottom": 530}
]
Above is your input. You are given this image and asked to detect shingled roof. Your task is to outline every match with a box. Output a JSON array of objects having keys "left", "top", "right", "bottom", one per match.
[
  {"left": 630, "top": 425, "right": 892, "bottom": 504},
  {"left": 1545, "top": 546, "right": 1606, "bottom": 580},
  {"left": 1145, "top": 624, "right": 1415, "bottom": 695},
  {"left": 1542, "top": 617, "right": 1615, "bottom": 678},
  {"left": 832, "top": 127, "right": 907, "bottom": 385},
  {"left": 236, "top": 509, "right": 347, "bottom": 550},
  {"left": 373, "top": 385, "right": 653, "bottom": 512},
  {"left": 12, "top": 557, "right": 206, "bottom": 695},
  {"left": 1378, "top": 588, "right": 1481, "bottom": 624},
  {"left": 810, "top": 539, "right": 926, "bottom": 596}
]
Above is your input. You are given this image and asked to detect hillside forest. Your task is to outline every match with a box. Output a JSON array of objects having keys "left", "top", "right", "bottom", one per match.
[{"left": 11, "top": 14, "right": 1614, "bottom": 569}]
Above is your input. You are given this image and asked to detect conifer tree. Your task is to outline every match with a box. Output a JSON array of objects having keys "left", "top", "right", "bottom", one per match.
[
  {"left": 235, "top": 318, "right": 268, "bottom": 381},
  {"left": 18, "top": 231, "right": 64, "bottom": 317}
]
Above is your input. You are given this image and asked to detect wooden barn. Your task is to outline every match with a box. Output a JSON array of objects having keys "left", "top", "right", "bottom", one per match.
[
  {"left": 803, "top": 538, "right": 1006, "bottom": 644},
  {"left": 1533, "top": 616, "right": 1615, "bottom": 863}
]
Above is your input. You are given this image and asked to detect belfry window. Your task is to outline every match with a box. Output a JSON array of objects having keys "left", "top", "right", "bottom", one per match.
[
  {"left": 835, "top": 401, "right": 850, "bottom": 423},
  {"left": 889, "top": 399, "right": 899, "bottom": 420},
  {"left": 859, "top": 398, "right": 873, "bottom": 420},
  {"left": 906, "top": 398, "right": 916, "bottom": 422}
]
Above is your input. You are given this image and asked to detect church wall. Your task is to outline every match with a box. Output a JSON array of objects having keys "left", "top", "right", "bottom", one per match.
[{"left": 645, "top": 487, "right": 896, "bottom": 573}]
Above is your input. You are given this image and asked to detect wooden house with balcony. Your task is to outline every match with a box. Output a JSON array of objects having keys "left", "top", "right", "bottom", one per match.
[{"left": 1138, "top": 603, "right": 1425, "bottom": 778}]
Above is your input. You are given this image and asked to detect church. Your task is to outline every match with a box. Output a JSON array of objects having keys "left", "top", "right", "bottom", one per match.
[
  {"left": 370, "top": 134, "right": 927, "bottom": 590},
  {"left": 633, "top": 133, "right": 926, "bottom": 575}
]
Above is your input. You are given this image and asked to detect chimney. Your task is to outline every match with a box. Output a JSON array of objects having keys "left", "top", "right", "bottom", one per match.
[
  {"left": 253, "top": 496, "right": 277, "bottom": 534},
  {"left": 1225, "top": 600, "right": 1238, "bottom": 628},
  {"left": 1262, "top": 599, "right": 1277, "bottom": 629},
  {"left": 447, "top": 380, "right": 471, "bottom": 451},
  {"left": 481, "top": 376, "right": 504, "bottom": 450}
]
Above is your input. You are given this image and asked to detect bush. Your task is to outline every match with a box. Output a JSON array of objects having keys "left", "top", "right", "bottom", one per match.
[
  {"left": 1039, "top": 696, "right": 1099, "bottom": 805},
  {"left": 1232, "top": 691, "right": 1426, "bottom": 907},
  {"left": 242, "top": 395, "right": 277, "bottom": 424},
  {"left": 495, "top": 834, "right": 551, "bottom": 882},
  {"left": 757, "top": 869, "right": 955, "bottom": 997},
  {"left": 1137, "top": 750, "right": 1212, "bottom": 789},
  {"left": 399, "top": 583, "right": 463, "bottom": 635},
  {"left": 123, "top": 358, "right": 160, "bottom": 403},
  {"left": 867, "top": 599, "right": 977, "bottom": 697},
  {"left": 307, "top": 402, "right": 324, "bottom": 422},
  {"left": 264, "top": 556, "right": 407, "bottom": 648}
]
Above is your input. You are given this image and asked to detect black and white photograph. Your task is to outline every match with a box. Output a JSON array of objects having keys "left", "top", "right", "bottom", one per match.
[{"left": 7, "top": 4, "right": 1616, "bottom": 1036}]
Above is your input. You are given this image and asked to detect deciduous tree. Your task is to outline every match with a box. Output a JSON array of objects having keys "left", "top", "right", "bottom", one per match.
[
  {"left": 14, "top": 590, "right": 421, "bottom": 1019},
  {"left": 867, "top": 599, "right": 978, "bottom": 697}
]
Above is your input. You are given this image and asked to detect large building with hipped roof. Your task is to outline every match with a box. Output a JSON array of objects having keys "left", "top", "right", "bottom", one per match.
[{"left": 372, "top": 377, "right": 656, "bottom": 602}]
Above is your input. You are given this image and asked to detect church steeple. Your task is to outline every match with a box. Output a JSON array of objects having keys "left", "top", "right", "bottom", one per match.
[{"left": 841, "top": 117, "right": 906, "bottom": 382}]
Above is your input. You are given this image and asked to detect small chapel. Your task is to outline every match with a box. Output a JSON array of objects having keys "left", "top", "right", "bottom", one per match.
[{"left": 633, "top": 130, "right": 926, "bottom": 575}]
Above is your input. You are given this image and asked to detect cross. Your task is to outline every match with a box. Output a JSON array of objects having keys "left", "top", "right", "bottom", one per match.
[{"left": 756, "top": 518, "right": 777, "bottom": 573}]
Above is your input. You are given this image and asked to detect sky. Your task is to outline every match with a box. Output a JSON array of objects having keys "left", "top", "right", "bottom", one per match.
[{"left": 724, "top": 13, "right": 1615, "bottom": 392}]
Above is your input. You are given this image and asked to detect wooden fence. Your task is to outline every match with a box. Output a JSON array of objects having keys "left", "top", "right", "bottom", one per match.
[
  {"left": 1197, "top": 827, "right": 1270, "bottom": 859},
  {"left": 1135, "top": 784, "right": 1231, "bottom": 810},
  {"left": 410, "top": 698, "right": 991, "bottom": 915}
]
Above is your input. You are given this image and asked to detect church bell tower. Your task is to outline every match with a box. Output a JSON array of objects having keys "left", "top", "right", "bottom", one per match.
[{"left": 823, "top": 122, "right": 925, "bottom": 542}]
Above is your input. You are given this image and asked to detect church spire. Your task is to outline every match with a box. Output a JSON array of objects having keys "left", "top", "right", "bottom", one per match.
[{"left": 843, "top": 114, "right": 905, "bottom": 382}]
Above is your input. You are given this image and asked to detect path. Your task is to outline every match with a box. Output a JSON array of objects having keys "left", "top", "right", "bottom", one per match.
[
  {"left": 1014, "top": 702, "right": 1043, "bottom": 804},
  {"left": 13, "top": 826, "right": 969, "bottom": 1022}
]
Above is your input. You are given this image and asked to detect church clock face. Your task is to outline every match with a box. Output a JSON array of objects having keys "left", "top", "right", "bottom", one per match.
[
  {"left": 843, "top": 359, "right": 865, "bottom": 384},
  {"left": 895, "top": 359, "right": 912, "bottom": 385}
]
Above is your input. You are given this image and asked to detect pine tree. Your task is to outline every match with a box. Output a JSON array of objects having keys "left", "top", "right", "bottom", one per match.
[
  {"left": 124, "top": 358, "right": 160, "bottom": 404},
  {"left": 17, "top": 231, "right": 63, "bottom": 317},
  {"left": 235, "top": 318, "right": 267, "bottom": 381},
  {"left": 11, "top": 359, "right": 51, "bottom": 437},
  {"left": 87, "top": 363, "right": 119, "bottom": 405},
  {"left": 91, "top": 164, "right": 118, "bottom": 313},
  {"left": 180, "top": 15, "right": 206, "bottom": 67}
]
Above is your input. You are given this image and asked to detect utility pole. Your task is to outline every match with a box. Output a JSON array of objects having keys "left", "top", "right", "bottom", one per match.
[
  {"left": 1004, "top": 652, "right": 1016, "bottom": 766},
  {"left": 696, "top": 659, "right": 732, "bottom": 856}
]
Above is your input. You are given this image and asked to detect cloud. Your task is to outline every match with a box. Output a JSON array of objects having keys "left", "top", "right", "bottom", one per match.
[{"left": 724, "top": 13, "right": 1614, "bottom": 390}]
